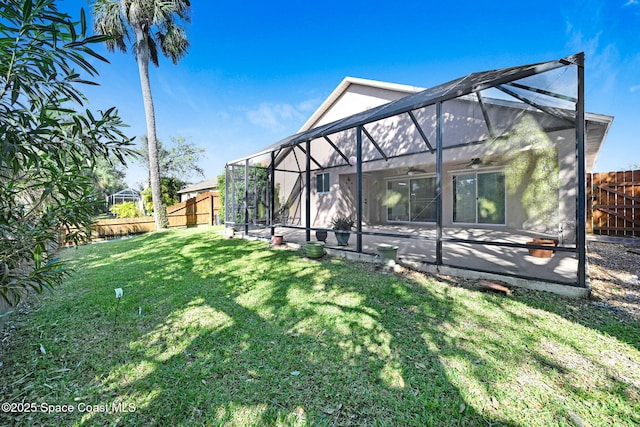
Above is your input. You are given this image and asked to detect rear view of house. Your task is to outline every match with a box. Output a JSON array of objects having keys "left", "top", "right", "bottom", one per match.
[{"left": 225, "top": 54, "right": 613, "bottom": 294}]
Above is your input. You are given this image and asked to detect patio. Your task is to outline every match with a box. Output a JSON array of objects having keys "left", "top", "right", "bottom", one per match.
[
  {"left": 224, "top": 53, "right": 613, "bottom": 293},
  {"left": 245, "top": 224, "right": 578, "bottom": 285}
]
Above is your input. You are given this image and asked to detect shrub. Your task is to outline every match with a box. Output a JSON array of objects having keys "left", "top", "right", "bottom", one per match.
[
  {"left": 0, "top": 0, "right": 134, "bottom": 306},
  {"left": 109, "top": 202, "right": 142, "bottom": 218}
]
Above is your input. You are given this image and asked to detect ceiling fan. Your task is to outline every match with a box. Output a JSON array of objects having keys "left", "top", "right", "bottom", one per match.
[
  {"left": 407, "top": 166, "right": 427, "bottom": 175},
  {"left": 454, "top": 157, "right": 499, "bottom": 169}
]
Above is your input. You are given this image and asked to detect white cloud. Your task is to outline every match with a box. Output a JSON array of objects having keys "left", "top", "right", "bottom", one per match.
[
  {"left": 624, "top": 0, "right": 638, "bottom": 6},
  {"left": 246, "top": 102, "right": 306, "bottom": 131},
  {"left": 565, "top": 23, "right": 619, "bottom": 93},
  {"left": 296, "top": 97, "right": 323, "bottom": 113},
  {"left": 631, "top": 85, "right": 640, "bottom": 93}
]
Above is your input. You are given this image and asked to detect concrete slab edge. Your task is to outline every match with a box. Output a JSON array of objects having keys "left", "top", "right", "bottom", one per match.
[
  {"left": 400, "top": 260, "right": 591, "bottom": 299},
  {"left": 240, "top": 233, "right": 591, "bottom": 299}
]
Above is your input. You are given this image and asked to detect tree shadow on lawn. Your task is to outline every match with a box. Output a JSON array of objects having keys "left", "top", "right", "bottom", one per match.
[
  {"left": 433, "top": 274, "right": 640, "bottom": 424},
  {"left": 66, "top": 231, "right": 523, "bottom": 426},
  {"left": 10, "top": 230, "right": 636, "bottom": 425},
  {"left": 511, "top": 286, "right": 640, "bottom": 352}
]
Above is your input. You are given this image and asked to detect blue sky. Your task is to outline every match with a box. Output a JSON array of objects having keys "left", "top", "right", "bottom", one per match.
[{"left": 60, "top": 0, "right": 639, "bottom": 187}]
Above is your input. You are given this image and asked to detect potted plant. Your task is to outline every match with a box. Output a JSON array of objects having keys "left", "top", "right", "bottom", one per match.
[
  {"left": 315, "top": 229, "right": 328, "bottom": 242},
  {"left": 331, "top": 216, "right": 354, "bottom": 246},
  {"left": 377, "top": 244, "right": 399, "bottom": 266},
  {"left": 526, "top": 237, "right": 559, "bottom": 258},
  {"left": 305, "top": 241, "right": 325, "bottom": 258}
]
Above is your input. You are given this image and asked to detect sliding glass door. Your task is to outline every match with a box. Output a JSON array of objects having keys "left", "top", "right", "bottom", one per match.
[
  {"left": 453, "top": 171, "right": 505, "bottom": 225},
  {"left": 387, "top": 177, "right": 437, "bottom": 223}
]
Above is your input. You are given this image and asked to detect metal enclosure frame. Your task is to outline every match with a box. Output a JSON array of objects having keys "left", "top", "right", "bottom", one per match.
[{"left": 225, "top": 53, "right": 588, "bottom": 288}]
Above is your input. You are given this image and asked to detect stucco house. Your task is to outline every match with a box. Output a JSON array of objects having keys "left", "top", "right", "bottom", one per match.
[
  {"left": 177, "top": 178, "right": 219, "bottom": 202},
  {"left": 225, "top": 53, "right": 612, "bottom": 294}
]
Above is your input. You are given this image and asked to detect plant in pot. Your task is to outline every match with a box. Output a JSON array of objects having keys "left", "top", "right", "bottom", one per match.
[
  {"left": 331, "top": 216, "right": 354, "bottom": 246},
  {"left": 526, "top": 237, "right": 559, "bottom": 258},
  {"left": 305, "top": 241, "right": 325, "bottom": 258},
  {"left": 315, "top": 228, "right": 328, "bottom": 242}
]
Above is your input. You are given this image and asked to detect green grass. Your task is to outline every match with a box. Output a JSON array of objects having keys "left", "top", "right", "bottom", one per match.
[{"left": 1, "top": 227, "right": 639, "bottom": 426}]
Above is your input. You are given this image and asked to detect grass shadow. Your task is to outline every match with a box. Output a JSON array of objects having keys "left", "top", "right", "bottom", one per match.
[{"left": 1, "top": 228, "right": 638, "bottom": 426}]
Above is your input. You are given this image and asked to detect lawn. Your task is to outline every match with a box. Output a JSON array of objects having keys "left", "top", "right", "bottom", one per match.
[{"left": 0, "top": 227, "right": 639, "bottom": 426}]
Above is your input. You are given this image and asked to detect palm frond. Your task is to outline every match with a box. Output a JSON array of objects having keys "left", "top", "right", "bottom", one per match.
[
  {"left": 147, "top": 36, "right": 159, "bottom": 67},
  {"left": 92, "top": 0, "right": 129, "bottom": 53},
  {"left": 156, "top": 23, "right": 188, "bottom": 65}
]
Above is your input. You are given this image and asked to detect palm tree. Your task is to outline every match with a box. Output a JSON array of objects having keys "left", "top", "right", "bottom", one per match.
[{"left": 92, "top": 0, "right": 191, "bottom": 228}]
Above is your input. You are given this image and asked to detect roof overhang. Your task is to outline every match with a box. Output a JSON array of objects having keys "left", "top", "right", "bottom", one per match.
[
  {"left": 585, "top": 113, "right": 614, "bottom": 172},
  {"left": 298, "top": 77, "right": 425, "bottom": 132}
]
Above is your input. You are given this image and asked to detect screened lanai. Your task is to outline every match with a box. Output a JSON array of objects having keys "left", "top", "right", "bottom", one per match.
[
  {"left": 106, "top": 188, "right": 142, "bottom": 209},
  {"left": 225, "top": 53, "right": 609, "bottom": 289}
]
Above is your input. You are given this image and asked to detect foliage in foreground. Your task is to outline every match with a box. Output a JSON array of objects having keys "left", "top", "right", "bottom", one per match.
[
  {"left": 0, "top": 0, "right": 134, "bottom": 306},
  {"left": 0, "top": 228, "right": 638, "bottom": 426}
]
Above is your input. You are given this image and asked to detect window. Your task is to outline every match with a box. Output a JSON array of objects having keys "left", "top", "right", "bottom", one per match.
[
  {"left": 453, "top": 171, "right": 505, "bottom": 224},
  {"left": 316, "top": 173, "right": 330, "bottom": 193},
  {"left": 387, "top": 176, "right": 437, "bottom": 222}
]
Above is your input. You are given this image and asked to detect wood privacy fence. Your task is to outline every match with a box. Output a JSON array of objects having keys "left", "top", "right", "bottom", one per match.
[
  {"left": 587, "top": 169, "right": 640, "bottom": 237},
  {"left": 166, "top": 191, "right": 220, "bottom": 228},
  {"left": 59, "top": 191, "right": 222, "bottom": 244},
  {"left": 92, "top": 216, "right": 156, "bottom": 240}
]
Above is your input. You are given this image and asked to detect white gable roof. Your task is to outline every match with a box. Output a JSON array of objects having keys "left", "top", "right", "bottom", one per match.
[{"left": 298, "top": 77, "right": 424, "bottom": 132}]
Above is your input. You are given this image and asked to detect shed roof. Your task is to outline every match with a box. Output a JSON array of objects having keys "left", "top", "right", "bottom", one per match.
[{"left": 177, "top": 178, "right": 219, "bottom": 194}]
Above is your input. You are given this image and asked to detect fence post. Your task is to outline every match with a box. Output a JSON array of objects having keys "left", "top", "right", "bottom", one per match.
[{"left": 209, "top": 193, "right": 214, "bottom": 226}]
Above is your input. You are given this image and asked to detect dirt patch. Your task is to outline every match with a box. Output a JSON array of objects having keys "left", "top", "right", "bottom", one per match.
[{"left": 588, "top": 240, "right": 640, "bottom": 319}]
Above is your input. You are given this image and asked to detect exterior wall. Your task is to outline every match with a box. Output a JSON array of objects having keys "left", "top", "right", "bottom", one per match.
[
  {"left": 179, "top": 188, "right": 219, "bottom": 202},
  {"left": 273, "top": 86, "right": 577, "bottom": 243},
  {"left": 312, "top": 84, "right": 418, "bottom": 128},
  {"left": 276, "top": 82, "right": 421, "bottom": 227},
  {"left": 180, "top": 191, "right": 198, "bottom": 202}
]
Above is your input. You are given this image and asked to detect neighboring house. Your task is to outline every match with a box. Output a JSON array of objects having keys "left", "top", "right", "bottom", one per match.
[
  {"left": 225, "top": 54, "right": 612, "bottom": 291},
  {"left": 177, "top": 178, "right": 219, "bottom": 202}
]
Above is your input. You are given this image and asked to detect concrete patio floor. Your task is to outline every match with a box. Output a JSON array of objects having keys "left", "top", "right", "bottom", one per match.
[{"left": 243, "top": 224, "right": 580, "bottom": 287}]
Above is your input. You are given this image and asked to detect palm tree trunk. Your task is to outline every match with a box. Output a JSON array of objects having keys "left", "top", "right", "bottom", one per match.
[{"left": 134, "top": 27, "right": 166, "bottom": 229}]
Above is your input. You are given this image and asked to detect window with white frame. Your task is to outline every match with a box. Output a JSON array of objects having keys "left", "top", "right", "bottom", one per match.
[{"left": 316, "top": 173, "right": 330, "bottom": 194}]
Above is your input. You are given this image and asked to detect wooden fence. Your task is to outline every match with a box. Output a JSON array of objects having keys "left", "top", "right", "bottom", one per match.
[
  {"left": 91, "top": 216, "right": 156, "bottom": 240},
  {"left": 587, "top": 169, "right": 640, "bottom": 237},
  {"left": 59, "top": 191, "right": 222, "bottom": 244},
  {"left": 167, "top": 191, "right": 220, "bottom": 228}
]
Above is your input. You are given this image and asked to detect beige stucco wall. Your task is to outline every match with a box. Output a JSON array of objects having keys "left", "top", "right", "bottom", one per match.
[
  {"left": 272, "top": 86, "right": 578, "bottom": 243},
  {"left": 312, "top": 83, "right": 419, "bottom": 128}
]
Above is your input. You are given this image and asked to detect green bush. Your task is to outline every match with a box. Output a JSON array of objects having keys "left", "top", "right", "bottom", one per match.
[
  {"left": 0, "top": 0, "right": 134, "bottom": 306},
  {"left": 109, "top": 202, "right": 141, "bottom": 218}
]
